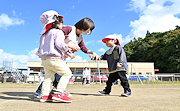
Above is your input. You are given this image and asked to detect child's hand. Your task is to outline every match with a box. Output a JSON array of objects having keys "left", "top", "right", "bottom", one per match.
[
  {"left": 116, "top": 63, "right": 122, "bottom": 68},
  {"left": 69, "top": 53, "right": 75, "bottom": 59}
]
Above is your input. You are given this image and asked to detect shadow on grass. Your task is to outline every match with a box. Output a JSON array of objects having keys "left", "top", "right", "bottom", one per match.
[
  {"left": 0, "top": 92, "right": 40, "bottom": 102},
  {"left": 70, "top": 92, "right": 120, "bottom": 97},
  {"left": 0, "top": 90, "right": 124, "bottom": 103}
]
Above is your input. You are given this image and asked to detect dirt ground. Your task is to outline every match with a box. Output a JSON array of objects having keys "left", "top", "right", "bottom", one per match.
[{"left": 0, "top": 83, "right": 180, "bottom": 111}]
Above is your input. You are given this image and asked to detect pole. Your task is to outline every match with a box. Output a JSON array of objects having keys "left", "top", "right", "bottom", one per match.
[
  {"left": 131, "top": 64, "right": 132, "bottom": 85},
  {"left": 97, "top": 61, "right": 101, "bottom": 85},
  {"left": 34, "top": 74, "right": 35, "bottom": 85},
  {"left": 93, "top": 75, "right": 94, "bottom": 86},
  {"left": 3, "top": 70, "right": 7, "bottom": 83},
  {"left": 172, "top": 76, "right": 174, "bottom": 86},
  {"left": 148, "top": 75, "right": 149, "bottom": 86},
  {"left": 131, "top": 63, "right": 143, "bottom": 85}
]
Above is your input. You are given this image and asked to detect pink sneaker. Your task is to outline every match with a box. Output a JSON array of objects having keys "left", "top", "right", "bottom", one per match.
[
  {"left": 40, "top": 94, "right": 53, "bottom": 102},
  {"left": 52, "top": 92, "right": 72, "bottom": 103}
]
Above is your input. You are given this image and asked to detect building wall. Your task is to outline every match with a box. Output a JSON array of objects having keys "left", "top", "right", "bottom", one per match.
[
  {"left": 27, "top": 61, "right": 154, "bottom": 77},
  {"left": 127, "top": 62, "right": 155, "bottom": 77}
]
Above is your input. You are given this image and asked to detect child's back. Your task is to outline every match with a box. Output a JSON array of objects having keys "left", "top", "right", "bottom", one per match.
[
  {"left": 39, "top": 28, "right": 67, "bottom": 59},
  {"left": 38, "top": 10, "right": 74, "bottom": 103}
]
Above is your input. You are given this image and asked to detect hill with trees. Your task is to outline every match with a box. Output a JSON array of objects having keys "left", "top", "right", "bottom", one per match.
[{"left": 123, "top": 26, "right": 180, "bottom": 73}]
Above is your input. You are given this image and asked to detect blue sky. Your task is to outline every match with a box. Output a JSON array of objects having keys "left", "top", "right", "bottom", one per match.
[{"left": 0, "top": 0, "right": 180, "bottom": 68}]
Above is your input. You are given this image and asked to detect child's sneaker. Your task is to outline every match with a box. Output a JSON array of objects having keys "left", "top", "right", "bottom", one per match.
[
  {"left": 34, "top": 92, "right": 42, "bottom": 99},
  {"left": 97, "top": 91, "right": 109, "bottom": 96},
  {"left": 40, "top": 94, "right": 53, "bottom": 102},
  {"left": 51, "top": 89, "right": 72, "bottom": 97},
  {"left": 52, "top": 92, "right": 72, "bottom": 103},
  {"left": 64, "top": 91, "right": 72, "bottom": 97},
  {"left": 50, "top": 89, "right": 58, "bottom": 95},
  {"left": 121, "top": 91, "right": 131, "bottom": 97}
]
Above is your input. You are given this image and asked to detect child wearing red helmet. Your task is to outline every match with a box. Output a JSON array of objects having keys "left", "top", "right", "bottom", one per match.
[{"left": 97, "top": 35, "right": 131, "bottom": 97}]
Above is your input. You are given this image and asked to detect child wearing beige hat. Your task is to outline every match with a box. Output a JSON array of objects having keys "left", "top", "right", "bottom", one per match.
[{"left": 38, "top": 10, "right": 75, "bottom": 103}]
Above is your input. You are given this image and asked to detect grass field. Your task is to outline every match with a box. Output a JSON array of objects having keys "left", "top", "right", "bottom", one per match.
[{"left": 0, "top": 83, "right": 180, "bottom": 111}]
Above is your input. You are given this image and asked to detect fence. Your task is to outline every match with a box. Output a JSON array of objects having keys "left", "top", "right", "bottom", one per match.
[
  {"left": 2, "top": 73, "right": 179, "bottom": 86},
  {"left": 128, "top": 74, "right": 180, "bottom": 86},
  {"left": 71, "top": 74, "right": 180, "bottom": 86},
  {"left": 13, "top": 72, "right": 24, "bottom": 83}
]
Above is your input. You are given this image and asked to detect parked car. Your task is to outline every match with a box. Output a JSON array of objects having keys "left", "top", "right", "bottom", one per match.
[
  {"left": 69, "top": 76, "right": 75, "bottom": 84},
  {"left": 93, "top": 72, "right": 108, "bottom": 82},
  {"left": 73, "top": 71, "right": 83, "bottom": 82},
  {"left": 0, "top": 74, "right": 3, "bottom": 83},
  {"left": 128, "top": 75, "right": 148, "bottom": 81},
  {"left": 0, "top": 72, "right": 16, "bottom": 83},
  {"left": 26, "top": 72, "right": 44, "bottom": 83}
]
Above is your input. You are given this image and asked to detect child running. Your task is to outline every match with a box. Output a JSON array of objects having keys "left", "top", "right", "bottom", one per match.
[
  {"left": 38, "top": 10, "right": 75, "bottom": 103},
  {"left": 97, "top": 35, "right": 131, "bottom": 97}
]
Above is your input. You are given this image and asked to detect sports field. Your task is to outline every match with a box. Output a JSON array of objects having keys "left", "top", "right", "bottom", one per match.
[{"left": 0, "top": 83, "right": 180, "bottom": 111}]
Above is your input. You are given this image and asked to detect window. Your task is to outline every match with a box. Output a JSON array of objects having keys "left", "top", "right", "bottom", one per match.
[
  {"left": 146, "top": 72, "right": 152, "bottom": 77},
  {"left": 40, "top": 70, "right": 45, "bottom": 74},
  {"left": 91, "top": 70, "right": 97, "bottom": 73},
  {"left": 71, "top": 70, "right": 83, "bottom": 75},
  {"left": 29, "top": 73, "right": 39, "bottom": 75},
  {"left": 130, "top": 72, "right": 136, "bottom": 75}
]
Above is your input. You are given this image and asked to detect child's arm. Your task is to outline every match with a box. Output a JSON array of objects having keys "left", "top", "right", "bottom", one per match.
[
  {"left": 54, "top": 30, "right": 75, "bottom": 58},
  {"left": 101, "top": 53, "right": 106, "bottom": 60},
  {"left": 68, "top": 53, "right": 75, "bottom": 59},
  {"left": 116, "top": 46, "right": 124, "bottom": 68}
]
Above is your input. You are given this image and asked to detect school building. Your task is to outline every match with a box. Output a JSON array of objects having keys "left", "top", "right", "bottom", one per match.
[{"left": 27, "top": 60, "right": 155, "bottom": 77}]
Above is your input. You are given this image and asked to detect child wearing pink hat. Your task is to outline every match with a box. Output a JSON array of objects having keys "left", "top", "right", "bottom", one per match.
[
  {"left": 34, "top": 17, "right": 101, "bottom": 99},
  {"left": 38, "top": 10, "right": 75, "bottom": 103},
  {"left": 97, "top": 35, "right": 131, "bottom": 97}
]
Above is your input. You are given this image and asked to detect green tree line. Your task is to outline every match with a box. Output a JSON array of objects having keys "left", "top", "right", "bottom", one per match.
[{"left": 123, "top": 26, "right": 180, "bottom": 73}]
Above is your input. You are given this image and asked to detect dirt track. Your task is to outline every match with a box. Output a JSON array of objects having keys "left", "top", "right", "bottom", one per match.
[{"left": 0, "top": 83, "right": 180, "bottom": 111}]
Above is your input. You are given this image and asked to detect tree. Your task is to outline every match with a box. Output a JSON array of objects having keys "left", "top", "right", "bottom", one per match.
[{"left": 123, "top": 27, "right": 180, "bottom": 72}]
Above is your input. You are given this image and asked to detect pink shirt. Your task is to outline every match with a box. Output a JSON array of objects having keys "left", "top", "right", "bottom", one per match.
[{"left": 38, "top": 29, "right": 69, "bottom": 59}]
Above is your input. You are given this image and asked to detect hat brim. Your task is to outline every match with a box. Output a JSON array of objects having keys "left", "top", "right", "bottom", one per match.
[
  {"left": 102, "top": 38, "right": 111, "bottom": 43},
  {"left": 58, "top": 15, "right": 64, "bottom": 18},
  {"left": 102, "top": 38, "right": 121, "bottom": 46}
]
